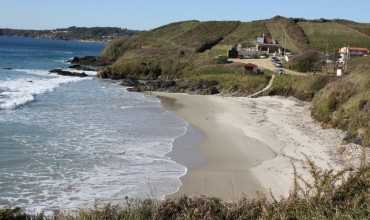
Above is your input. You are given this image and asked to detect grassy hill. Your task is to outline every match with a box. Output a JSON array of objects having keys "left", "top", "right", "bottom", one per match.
[
  {"left": 98, "top": 16, "right": 370, "bottom": 146},
  {"left": 101, "top": 16, "right": 370, "bottom": 73},
  {"left": 298, "top": 21, "right": 370, "bottom": 52}
]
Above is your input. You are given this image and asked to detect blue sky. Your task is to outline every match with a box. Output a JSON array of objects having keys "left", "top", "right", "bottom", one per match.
[{"left": 1, "top": 0, "right": 369, "bottom": 30}]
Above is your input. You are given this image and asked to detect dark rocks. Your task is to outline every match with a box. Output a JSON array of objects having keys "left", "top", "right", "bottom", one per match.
[
  {"left": 49, "top": 69, "right": 88, "bottom": 77},
  {"left": 68, "top": 64, "right": 95, "bottom": 71},
  {"left": 69, "top": 56, "right": 110, "bottom": 66},
  {"left": 343, "top": 132, "right": 363, "bottom": 146},
  {"left": 121, "top": 78, "right": 220, "bottom": 95},
  {"left": 120, "top": 77, "right": 139, "bottom": 87}
]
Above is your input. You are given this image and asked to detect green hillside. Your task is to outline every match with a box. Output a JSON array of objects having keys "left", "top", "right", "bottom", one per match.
[
  {"left": 97, "top": 17, "right": 370, "bottom": 145},
  {"left": 265, "top": 17, "right": 310, "bottom": 52},
  {"left": 336, "top": 20, "right": 370, "bottom": 37},
  {"left": 298, "top": 21, "right": 370, "bottom": 52}
]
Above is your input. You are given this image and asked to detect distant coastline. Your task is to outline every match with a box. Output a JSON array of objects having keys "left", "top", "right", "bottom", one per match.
[{"left": 0, "top": 26, "right": 140, "bottom": 42}]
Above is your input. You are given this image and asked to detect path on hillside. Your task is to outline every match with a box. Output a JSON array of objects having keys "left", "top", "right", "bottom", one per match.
[
  {"left": 248, "top": 74, "right": 275, "bottom": 98},
  {"left": 230, "top": 58, "right": 307, "bottom": 76}
]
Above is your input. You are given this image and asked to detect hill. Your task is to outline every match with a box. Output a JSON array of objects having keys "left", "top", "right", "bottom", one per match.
[
  {"left": 0, "top": 26, "right": 139, "bottom": 42},
  {"left": 96, "top": 16, "right": 370, "bottom": 146}
]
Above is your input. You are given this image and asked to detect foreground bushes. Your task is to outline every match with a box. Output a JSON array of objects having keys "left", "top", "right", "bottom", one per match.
[{"left": 2, "top": 162, "right": 369, "bottom": 220}]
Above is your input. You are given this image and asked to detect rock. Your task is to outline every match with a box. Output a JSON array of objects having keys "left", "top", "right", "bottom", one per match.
[
  {"left": 343, "top": 131, "right": 363, "bottom": 145},
  {"left": 2, "top": 67, "right": 13, "bottom": 70},
  {"left": 49, "top": 69, "right": 88, "bottom": 77},
  {"left": 68, "top": 64, "right": 95, "bottom": 71},
  {"left": 121, "top": 77, "right": 139, "bottom": 87},
  {"left": 69, "top": 56, "right": 110, "bottom": 66},
  {"left": 208, "top": 86, "right": 220, "bottom": 95},
  {"left": 120, "top": 77, "right": 220, "bottom": 95}
]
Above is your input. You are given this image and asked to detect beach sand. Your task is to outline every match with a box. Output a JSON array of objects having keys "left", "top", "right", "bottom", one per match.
[{"left": 156, "top": 93, "right": 362, "bottom": 200}]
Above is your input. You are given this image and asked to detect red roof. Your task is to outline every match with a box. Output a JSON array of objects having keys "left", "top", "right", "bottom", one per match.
[{"left": 349, "top": 48, "right": 369, "bottom": 53}]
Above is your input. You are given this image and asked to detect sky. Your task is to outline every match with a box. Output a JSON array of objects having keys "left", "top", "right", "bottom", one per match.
[{"left": 1, "top": 0, "right": 369, "bottom": 30}]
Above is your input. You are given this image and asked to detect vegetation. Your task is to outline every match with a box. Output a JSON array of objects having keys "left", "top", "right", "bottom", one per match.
[
  {"left": 285, "top": 50, "right": 325, "bottom": 72},
  {"left": 312, "top": 57, "right": 370, "bottom": 146},
  {"left": 1, "top": 162, "right": 369, "bottom": 220},
  {"left": 0, "top": 27, "right": 139, "bottom": 41},
  {"left": 265, "top": 16, "right": 310, "bottom": 52},
  {"left": 298, "top": 21, "right": 370, "bottom": 52},
  {"left": 267, "top": 74, "right": 332, "bottom": 101}
]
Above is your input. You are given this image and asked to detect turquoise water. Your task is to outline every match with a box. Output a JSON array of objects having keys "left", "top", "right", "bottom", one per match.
[{"left": 0, "top": 37, "right": 187, "bottom": 212}]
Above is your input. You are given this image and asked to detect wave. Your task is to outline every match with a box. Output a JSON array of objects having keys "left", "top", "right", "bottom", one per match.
[
  {"left": 63, "top": 68, "right": 98, "bottom": 76},
  {"left": 13, "top": 69, "right": 50, "bottom": 77},
  {"left": 0, "top": 69, "right": 90, "bottom": 109}
]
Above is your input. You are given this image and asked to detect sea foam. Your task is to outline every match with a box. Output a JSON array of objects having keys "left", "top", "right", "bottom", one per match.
[{"left": 0, "top": 69, "right": 89, "bottom": 109}]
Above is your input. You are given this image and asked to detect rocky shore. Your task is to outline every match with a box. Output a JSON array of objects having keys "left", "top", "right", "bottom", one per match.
[
  {"left": 49, "top": 69, "right": 88, "bottom": 77},
  {"left": 122, "top": 78, "right": 220, "bottom": 95}
]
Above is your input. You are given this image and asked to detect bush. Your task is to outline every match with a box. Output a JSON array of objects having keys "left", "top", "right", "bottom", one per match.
[
  {"left": 268, "top": 74, "right": 332, "bottom": 101},
  {"left": 286, "top": 50, "right": 325, "bottom": 72},
  {"left": 214, "top": 55, "right": 230, "bottom": 64}
]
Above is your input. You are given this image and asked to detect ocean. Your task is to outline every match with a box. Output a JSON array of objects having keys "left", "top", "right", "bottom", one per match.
[{"left": 0, "top": 37, "right": 188, "bottom": 212}]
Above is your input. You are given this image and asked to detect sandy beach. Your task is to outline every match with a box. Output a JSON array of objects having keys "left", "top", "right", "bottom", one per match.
[{"left": 156, "top": 93, "right": 363, "bottom": 200}]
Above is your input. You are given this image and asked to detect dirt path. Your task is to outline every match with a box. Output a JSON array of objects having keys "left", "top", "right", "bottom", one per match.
[{"left": 248, "top": 74, "right": 275, "bottom": 98}]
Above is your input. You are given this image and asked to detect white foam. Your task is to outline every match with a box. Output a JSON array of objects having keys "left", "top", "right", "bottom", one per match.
[
  {"left": 0, "top": 69, "right": 90, "bottom": 109},
  {"left": 63, "top": 68, "right": 98, "bottom": 76},
  {"left": 14, "top": 69, "right": 50, "bottom": 77}
]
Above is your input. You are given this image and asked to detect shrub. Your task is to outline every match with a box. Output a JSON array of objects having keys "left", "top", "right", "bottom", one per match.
[
  {"left": 286, "top": 50, "right": 325, "bottom": 72},
  {"left": 268, "top": 74, "right": 332, "bottom": 101}
]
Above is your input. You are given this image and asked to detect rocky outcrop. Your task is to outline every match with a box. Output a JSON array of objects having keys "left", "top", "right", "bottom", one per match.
[
  {"left": 68, "top": 64, "right": 96, "bottom": 71},
  {"left": 123, "top": 78, "right": 220, "bottom": 95},
  {"left": 68, "top": 56, "right": 110, "bottom": 66},
  {"left": 49, "top": 69, "right": 88, "bottom": 77}
]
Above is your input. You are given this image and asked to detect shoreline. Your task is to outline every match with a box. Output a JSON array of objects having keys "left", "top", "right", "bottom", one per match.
[
  {"left": 155, "top": 92, "right": 363, "bottom": 200},
  {"left": 158, "top": 93, "right": 276, "bottom": 201}
]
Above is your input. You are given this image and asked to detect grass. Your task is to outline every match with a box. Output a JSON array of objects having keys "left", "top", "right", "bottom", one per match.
[
  {"left": 221, "top": 21, "right": 269, "bottom": 47},
  {"left": 2, "top": 162, "right": 369, "bottom": 220},
  {"left": 265, "top": 18, "right": 309, "bottom": 52},
  {"left": 267, "top": 74, "right": 332, "bottom": 101},
  {"left": 187, "top": 73, "right": 271, "bottom": 96},
  {"left": 336, "top": 20, "right": 370, "bottom": 37},
  {"left": 172, "top": 21, "right": 240, "bottom": 52},
  {"left": 298, "top": 21, "right": 370, "bottom": 52}
]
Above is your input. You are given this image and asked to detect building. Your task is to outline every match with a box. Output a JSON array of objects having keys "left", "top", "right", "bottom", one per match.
[
  {"left": 256, "top": 33, "right": 281, "bottom": 53},
  {"left": 228, "top": 45, "right": 266, "bottom": 59},
  {"left": 339, "top": 47, "right": 369, "bottom": 57},
  {"left": 228, "top": 46, "right": 239, "bottom": 58}
]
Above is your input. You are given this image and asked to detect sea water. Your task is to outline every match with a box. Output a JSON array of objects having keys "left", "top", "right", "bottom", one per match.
[{"left": 0, "top": 37, "right": 187, "bottom": 212}]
